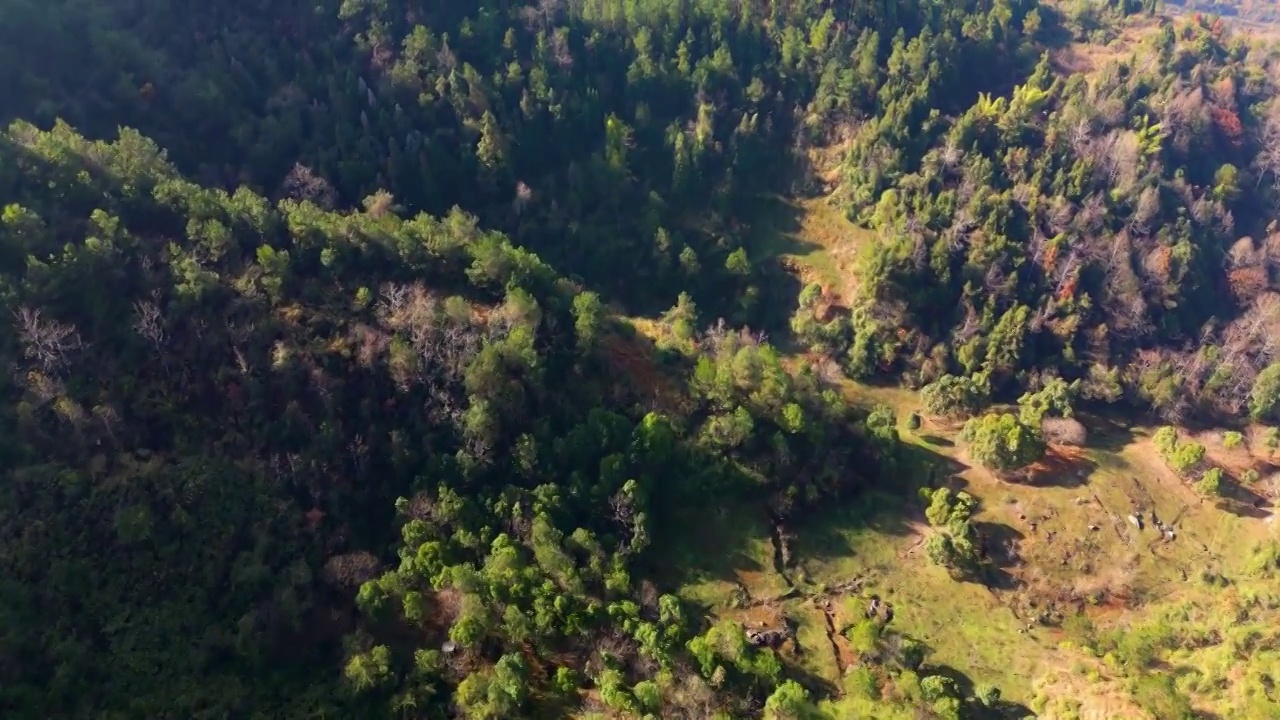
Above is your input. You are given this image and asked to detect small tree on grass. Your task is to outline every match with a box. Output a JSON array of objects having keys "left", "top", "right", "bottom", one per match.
[
  {"left": 1154, "top": 426, "right": 1207, "bottom": 476},
  {"left": 1222, "top": 431, "right": 1244, "bottom": 450},
  {"left": 961, "top": 413, "right": 1046, "bottom": 473},
  {"left": 920, "top": 373, "right": 990, "bottom": 419},
  {"left": 1017, "top": 376, "right": 1080, "bottom": 426},
  {"left": 1198, "top": 467, "right": 1224, "bottom": 496},
  {"left": 1250, "top": 363, "right": 1280, "bottom": 421},
  {"left": 922, "top": 488, "right": 983, "bottom": 577},
  {"left": 763, "top": 680, "right": 819, "bottom": 720}
]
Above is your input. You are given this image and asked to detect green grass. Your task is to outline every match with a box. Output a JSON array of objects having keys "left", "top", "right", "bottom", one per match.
[
  {"left": 743, "top": 194, "right": 873, "bottom": 303},
  {"left": 665, "top": 188, "right": 1280, "bottom": 715},
  {"left": 665, "top": 376, "right": 1280, "bottom": 712},
  {"left": 660, "top": 498, "right": 791, "bottom": 610}
]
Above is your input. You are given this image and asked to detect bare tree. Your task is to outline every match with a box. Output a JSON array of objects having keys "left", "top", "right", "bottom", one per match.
[
  {"left": 280, "top": 163, "right": 338, "bottom": 209},
  {"left": 512, "top": 180, "right": 533, "bottom": 215},
  {"left": 133, "top": 297, "right": 167, "bottom": 354},
  {"left": 92, "top": 404, "right": 122, "bottom": 445},
  {"left": 549, "top": 27, "right": 574, "bottom": 69},
  {"left": 520, "top": 0, "right": 564, "bottom": 33},
  {"left": 1130, "top": 186, "right": 1161, "bottom": 235},
  {"left": 15, "top": 307, "right": 82, "bottom": 373},
  {"left": 1254, "top": 103, "right": 1280, "bottom": 190},
  {"left": 322, "top": 552, "right": 382, "bottom": 588}
]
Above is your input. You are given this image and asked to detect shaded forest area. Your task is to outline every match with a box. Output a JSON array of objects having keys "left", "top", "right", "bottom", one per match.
[{"left": 3, "top": 0, "right": 1280, "bottom": 718}]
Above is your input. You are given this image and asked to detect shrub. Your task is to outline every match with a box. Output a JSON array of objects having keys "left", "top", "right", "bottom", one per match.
[
  {"left": 844, "top": 666, "right": 879, "bottom": 700},
  {"left": 962, "top": 412, "right": 1046, "bottom": 472},
  {"left": 1153, "top": 426, "right": 1178, "bottom": 455},
  {"left": 1169, "top": 442, "right": 1206, "bottom": 474},
  {"left": 1042, "top": 416, "right": 1087, "bottom": 446},
  {"left": 1222, "top": 431, "right": 1244, "bottom": 449},
  {"left": 920, "top": 373, "right": 990, "bottom": 418},
  {"left": 974, "top": 683, "right": 1002, "bottom": 708},
  {"left": 1198, "top": 467, "right": 1224, "bottom": 496}
]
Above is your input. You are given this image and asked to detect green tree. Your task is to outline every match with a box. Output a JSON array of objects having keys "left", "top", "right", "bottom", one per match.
[
  {"left": 920, "top": 374, "right": 990, "bottom": 418},
  {"left": 572, "top": 291, "right": 605, "bottom": 352},
  {"left": 1017, "top": 377, "right": 1080, "bottom": 427},
  {"left": 1250, "top": 364, "right": 1280, "bottom": 421},
  {"left": 961, "top": 413, "right": 1045, "bottom": 473},
  {"left": 764, "top": 680, "right": 820, "bottom": 719}
]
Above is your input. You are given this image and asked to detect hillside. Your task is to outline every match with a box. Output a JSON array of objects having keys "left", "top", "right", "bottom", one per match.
[{"left": 3, "top": 0, "right": 1280, "bottom": 719}]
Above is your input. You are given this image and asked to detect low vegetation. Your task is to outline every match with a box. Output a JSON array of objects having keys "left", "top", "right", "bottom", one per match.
[{"left": 4, "top": 0, "right": 1280, "bottom": 718}]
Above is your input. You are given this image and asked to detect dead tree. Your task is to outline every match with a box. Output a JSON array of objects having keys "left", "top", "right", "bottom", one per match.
[{"left": 15, "top": 307, "right": 82, "bottom": 374}]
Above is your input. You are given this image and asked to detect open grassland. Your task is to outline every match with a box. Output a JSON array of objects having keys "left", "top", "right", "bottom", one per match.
[
  {"left": 666, "top": 381, "right": 1280, "bottom": 715},
  {"left": 743, "top": 194, "right": 873, "bottom": 308},
  {"left": 661, "top": 195, "right": 1280, "bottom": 717}
]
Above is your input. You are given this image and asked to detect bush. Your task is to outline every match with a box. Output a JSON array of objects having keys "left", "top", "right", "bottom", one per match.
[
  {"left": 920, "top": 675, "right": 960, "bottom": 703},
  {"left": 844, "top": 666, "right": 879, "bottom": 700},
  {"left": 1042, "top": 416, "right": 1087, "bottom": 446},
  {"left": 1153, "top": 426, "right": 1179, "bottom": 455},
  {"left": 961, "top": 413, "right": 1046, "bottom": 472},
  {"left": 1155, "top": 427, "right": 1207, "bottom": 476},
  {"left": 1198, "top": 467, "right": 1224, "bottom": 496},
  {"left": 1222, "top": 431, "right": 1244, "bottom": 449},
  {"left": 1130, "top": 674, "right": 1195, "bottom": 720},
  {"left": 920, "top": 373, "right": 990, "bottom": 418},
  {"left": 1169, "top": 442, "right": 1206, "bottom": 474},
  {"left": 906, "top": 412, "right": 922, "bottom": 431},
  {"left": 974, "top": 683, "right": 1002, "bottom": 708}
]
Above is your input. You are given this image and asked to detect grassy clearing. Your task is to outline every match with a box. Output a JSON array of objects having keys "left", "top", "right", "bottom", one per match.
[
  {"left": 658, "top": 187, "right": 1280, "bottom": 714},
  {"left": 661, "top": 498, "right": 791, "bottom": 610},
  {"left": 743, "top": 194, "right": 874, "bottom": 306},
  {"left": 665, "top": 375, "right": 1280, "bottom": 710}
]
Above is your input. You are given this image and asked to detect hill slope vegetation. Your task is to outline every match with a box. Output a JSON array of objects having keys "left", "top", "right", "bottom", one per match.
[{"left": 3, "top": 0, "right": 1280, "bottom": 718}]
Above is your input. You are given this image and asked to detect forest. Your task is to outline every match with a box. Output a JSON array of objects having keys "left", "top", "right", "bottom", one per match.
[{"left": 2, "top": 0, "right": 1280, "bottom": 718}]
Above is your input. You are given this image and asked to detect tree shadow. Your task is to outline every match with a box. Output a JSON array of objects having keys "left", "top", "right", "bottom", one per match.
[
  {"left": 738, "top": 195, "right": 819, "bottom": 335},
  {"left": 649, "top": 498, "right": 776, "bottom": 601},
  {"left": 975, "top": 521, "right": 1025, "bottom": 571},
  {"left": 787, "top": 491, "right": 918, "bottom": 571},
  {"left": 917, "top": 661, "right": 1036, "bottom": 719},
  {"left": 1019, "top": 446, "right": 1097, "bottom": 489},
  {"left": 901, "top": 442, "right": 969, "bottom": 492},
  {"left": 1079, "top": 412, "right": 1139, "bottom": 453},
  {"left": 919, "top": 434, "right": 955, "bottom": 448},
  {"left": 784, "top": 661, "right": 840, "bottom": 703},
  {"left": 1216, "top": 477, "right": 1273, "bottom": 519}
]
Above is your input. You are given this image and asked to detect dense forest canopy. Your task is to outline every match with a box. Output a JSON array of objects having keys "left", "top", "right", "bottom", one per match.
[{"left": 3, "top": 0, "right": 1280, "bottom": 718}]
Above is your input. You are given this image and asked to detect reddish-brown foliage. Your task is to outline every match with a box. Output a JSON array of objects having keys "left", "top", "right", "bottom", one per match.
[
  {"left": 1228, "top": 266, "right": 1270, "bottom": 305},
  {"left": 1041, "top": 243, "right": 1059, "bottom": 273},
  {"left": 1147, "top": 245, "right": 1174, "bottom": 283},
  {"left": 1211, "top": 106, "right": 1244, "bottom": 147},
  {"left": 1058, "top": 273, "right": 1079, "bottom": 301}
]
